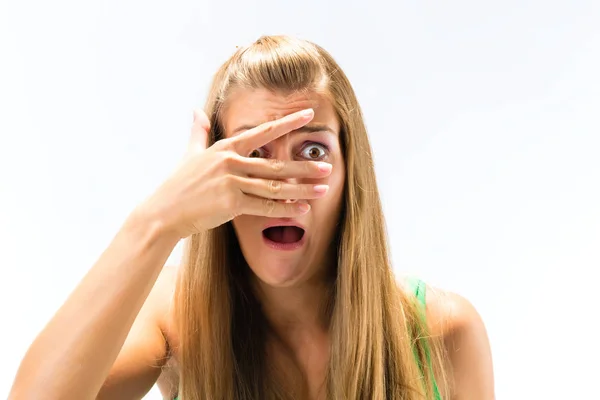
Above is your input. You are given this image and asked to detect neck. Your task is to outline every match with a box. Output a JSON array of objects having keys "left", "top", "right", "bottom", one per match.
[{"left": 252, "top": 275, "right": 334, "bottom": 341}]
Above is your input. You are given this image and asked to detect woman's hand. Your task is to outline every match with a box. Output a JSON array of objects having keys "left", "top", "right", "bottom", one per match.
[{"left": 143, "top": 108, "right": 332, "bottom": 239}]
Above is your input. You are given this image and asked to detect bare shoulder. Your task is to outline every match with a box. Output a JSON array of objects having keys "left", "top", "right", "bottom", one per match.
[
  {"left": 420, "top": 285, "right": 479, "bottom": 337},
  {"left": 423, "top": 284, "right": 495, "bottom": 400}
]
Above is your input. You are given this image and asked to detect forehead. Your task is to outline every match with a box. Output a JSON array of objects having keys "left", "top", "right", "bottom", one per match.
[{"left": 222, "top": 88, "right": 339, "bottom": 136}]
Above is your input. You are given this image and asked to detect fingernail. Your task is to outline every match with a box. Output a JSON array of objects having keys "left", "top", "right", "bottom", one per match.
[
  {"left": 313, "top": 184, "right": 329, "bottom": 194},
  {"left": 317, "top": 162, "right": 332, "bottom": 173},
  {"left": 300, "top": 108, "right": 314, "bottom": 118},
  {"left": 298, "top": 203, "right": 311, "bottom": 213}
]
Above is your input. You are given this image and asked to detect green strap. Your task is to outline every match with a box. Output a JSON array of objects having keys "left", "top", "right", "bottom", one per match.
[{"left": 407, "top": 277, "right": 441, "bottom": 400}]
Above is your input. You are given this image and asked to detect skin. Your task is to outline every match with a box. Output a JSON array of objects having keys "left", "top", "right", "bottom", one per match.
[{"left": 11, "top": 89, "right": 495, "bottom": 400}]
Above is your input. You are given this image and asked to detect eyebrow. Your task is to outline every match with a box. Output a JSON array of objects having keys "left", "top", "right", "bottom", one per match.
[{"left": 231, "top": 123, "right": 338, "bottom": 136}]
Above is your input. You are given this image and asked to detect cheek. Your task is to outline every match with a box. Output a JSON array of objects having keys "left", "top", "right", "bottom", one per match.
[
  {"left": 231, "top": 216, "right": 251, "bottom": 239},
  {"left": 330, "top": 163, "right": 345, "bottom": 199},
  {"left": 313, "top": 167, "right": 345, "bottom": 211}
]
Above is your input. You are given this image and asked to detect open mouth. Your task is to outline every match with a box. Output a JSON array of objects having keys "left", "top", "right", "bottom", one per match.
[{"left": 262, "top": 226, "right": 305, "bottom": 244}]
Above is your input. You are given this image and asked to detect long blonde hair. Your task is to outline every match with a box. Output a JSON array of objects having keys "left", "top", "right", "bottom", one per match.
[{"left": 174, "top": 35, "right": 449, "bottom": 399}]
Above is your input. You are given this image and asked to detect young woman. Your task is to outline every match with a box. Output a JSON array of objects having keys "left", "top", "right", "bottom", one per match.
[{"left": 10, "top": 35, "right": 494, "bottom": 400}]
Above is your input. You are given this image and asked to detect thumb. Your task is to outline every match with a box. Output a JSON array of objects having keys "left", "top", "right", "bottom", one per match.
[{"left": 187, "top": 109, "right": 210, "bottom": 153}]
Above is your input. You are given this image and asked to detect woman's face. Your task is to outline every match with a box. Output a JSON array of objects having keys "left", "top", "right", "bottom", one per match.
[{"left": 223, "top": 88, "right": 346, "bottom": 288}]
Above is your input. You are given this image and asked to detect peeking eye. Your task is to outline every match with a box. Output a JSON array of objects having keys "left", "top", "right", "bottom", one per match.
[
  {"left": 300, "top": 143, "right": 328, "bottom": 160},
  {"left": 248, "top": 147, "right": 267, "bottom": 158}
]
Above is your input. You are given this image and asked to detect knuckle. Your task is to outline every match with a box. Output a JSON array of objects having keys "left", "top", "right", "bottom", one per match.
[
  {"left": 306, "top": 161, "right": 314, "bottom": 174},
  {"left": 286, "top": 202, "right": 299, "bottom": 215},
  {"left": 216, "top": 151, "right": 240, "bottom": 175},
  {"left": 221, "top": 151, "right": 238, "bottom": 169},
  {"left": 263, "top": 198, "right": 276, "bottom": 215},
  {"left": 268, "top": 179, "right": 282, "bottom": 194},
  {"left": 301, "top": 184, "right": 311, "bottom": 196},
  {"left": 223, "top": 174, "right": 237, "bottom": 190},
  {"left": 263, "top": 122, "right": 275, "bottom": 135},
  {"left": 269, "top": 158, "right": 285, "bottom": 173},
  {"left": 213, "top": 151, "right": 227, "bottom": 171},
  {"left": 224, "top": 136, "right": 242, "bottom": 153},
  {"left": 213, "top": 138, "right": 230, "bottom": 152}
]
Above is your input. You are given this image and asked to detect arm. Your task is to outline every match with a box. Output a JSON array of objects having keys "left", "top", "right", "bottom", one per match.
[
  {"left": 96, "top": 265, "right": 178, "bottom": 400},
  {"left": 9, "top": 209, "right": 180, "bottom": 400}
]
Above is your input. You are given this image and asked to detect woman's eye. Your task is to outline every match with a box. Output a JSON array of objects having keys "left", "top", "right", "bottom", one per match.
[
  {"left": 248, "top": 148, "right": 267, "bottom": 158},
  {"left": 300, "top": 143, "right": 327, "bottom": 160}
]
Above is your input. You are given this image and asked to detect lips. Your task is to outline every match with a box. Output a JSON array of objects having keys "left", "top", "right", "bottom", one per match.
[{"left": 261, "top": 220, "right": 306, "bottom": 250}]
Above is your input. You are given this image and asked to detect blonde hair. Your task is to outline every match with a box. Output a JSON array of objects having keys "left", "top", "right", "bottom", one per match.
[{"left": 174, "top": 35, "right": 450, "bottom": 399}]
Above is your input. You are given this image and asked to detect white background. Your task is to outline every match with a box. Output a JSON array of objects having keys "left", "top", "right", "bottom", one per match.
[{"left": 1, "top": 0, "right": 599, "bottom": 398}]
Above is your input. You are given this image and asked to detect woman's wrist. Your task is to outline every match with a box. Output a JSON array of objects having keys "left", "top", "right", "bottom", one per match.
[{"left": 126, "top": 201, "right": 183, "bottom": 247}]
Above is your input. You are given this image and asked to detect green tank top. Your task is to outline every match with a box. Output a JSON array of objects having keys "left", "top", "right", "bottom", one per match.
[
  {"left": 407, "top": 277, "right": 442, "bottom": 400},
  {"left": 173, "top": 278, "right": 440, "bottom": 400}
]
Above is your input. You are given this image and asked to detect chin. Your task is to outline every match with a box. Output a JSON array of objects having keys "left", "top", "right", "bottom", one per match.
[
  {"left": 233, "top": 217, "right": 315, "bottom": 288},
  {"left": 250, "top": 256, "right": 308, "bottom": 288}
]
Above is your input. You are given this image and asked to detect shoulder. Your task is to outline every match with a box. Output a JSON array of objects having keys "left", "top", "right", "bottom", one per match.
[
  {"left": 420, "top": 284, "right": 482, "bottom": 339},
  {"left": 422, "top": 283, "right": 495, "bottom": 399}
]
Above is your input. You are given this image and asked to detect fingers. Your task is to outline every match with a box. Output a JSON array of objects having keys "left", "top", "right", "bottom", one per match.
[
  {"left": 187, "top": 109, "right": 210, "bottom": 153},
  {"left": 234, "top": 176, "right": 329, "bottom": 200},
  {"left": 240, "top": 157, "right": 332, "bottom": 180},
  {"left": 230, "top": 108, "right": 314, "bottom": 155},
  {"left": 239, "top": 195, "right": 312, "bottom": 218}
]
